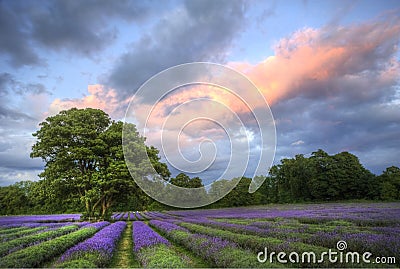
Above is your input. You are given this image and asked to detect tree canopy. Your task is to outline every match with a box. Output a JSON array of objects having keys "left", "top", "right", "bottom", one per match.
[{"left": 29, "top": 108, "right": 169, "bottom": 219}]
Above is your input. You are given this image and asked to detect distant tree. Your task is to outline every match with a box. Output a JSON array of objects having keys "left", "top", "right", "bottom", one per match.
[
  {"left": 208, "top": 177, "right": 262, "bottom": 208},
  {"left": 309, "top": 149, "right": 331, "bottom": 200},
  {"left": 379, "top": 166, "right": 400, "bottom": 200},
  {"left": 28, "top": 179, "right": 72, "bottom": 213},
  {"left": 264, "top": 149, "right": 377, "bottom": 203},
  {"left": 0, "top": 183, "right": 29, "bottom": 215},
  {"left": 170, "top": 173, "right": 203, "bottom": 188}
]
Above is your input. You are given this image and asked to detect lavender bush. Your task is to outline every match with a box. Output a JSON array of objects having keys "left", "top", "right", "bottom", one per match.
[
  {"left": 57, "top": 221, "right": 126, "bottom": 267},
  {"left": 132, "top": 221, "right": 169, "bottom": 252},
  {"left": 149, "top": 220, "right": 189, "bottom": 233},
  {"left": 0, "top": 214, "right": 81, "bottom": 225}
]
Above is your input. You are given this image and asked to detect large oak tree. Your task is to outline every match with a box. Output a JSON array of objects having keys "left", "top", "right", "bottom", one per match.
[{"left": 30, "top": 108, "right": 169, "bottom": 219}]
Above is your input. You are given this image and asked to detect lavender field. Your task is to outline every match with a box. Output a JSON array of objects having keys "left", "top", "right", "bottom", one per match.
[{"left": 0, "top": 202, "right": 399, "bottom": 268}]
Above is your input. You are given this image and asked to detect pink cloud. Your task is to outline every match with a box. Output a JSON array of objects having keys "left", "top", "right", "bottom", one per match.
[
  {"left": 234, "top": 18, "right": 400, "bottom": 105},
  {"left": 48, "top": 84, "right": 128, "bottom": 119}
]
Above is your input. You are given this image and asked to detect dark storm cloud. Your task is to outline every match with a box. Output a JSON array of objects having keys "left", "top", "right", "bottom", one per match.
[
  {"left": 0, "top": 0, "right": 150, "bottom": 68},
  {"left": 0, "top": 2, "right": 41, "bottom": 67},
  {"left": 107, "top": 0, "right": 247, "bottom": 100}
]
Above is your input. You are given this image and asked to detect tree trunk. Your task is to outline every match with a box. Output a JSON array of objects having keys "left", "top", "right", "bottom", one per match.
[
  {"left": 101, "top": 194, "right": 113, "bottom": 220},
  {"left": 85, "top": 199, "right": 90, "bottom": 218}
]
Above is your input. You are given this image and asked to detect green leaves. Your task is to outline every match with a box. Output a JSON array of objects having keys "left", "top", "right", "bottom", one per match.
[
  {"left": 0, "top": 227, "right": 97, "bottom": 268},
  {"left": 30, "top": 108, "right": 171, "bottom": 219}
]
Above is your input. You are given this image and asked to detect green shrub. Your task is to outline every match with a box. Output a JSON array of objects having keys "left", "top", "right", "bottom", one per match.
[
  {"left": 0, "top": 225, "right": 78, "bottom": 257},
  {"left": 179, "top": 222, "right": 329, "bottom": 267},
  {"left": 0, "top": 226, "right": 47, "bottom": 242},
  {"left": 137, "top": 244, "right": 187, "bottom": 268},
  {"left": 159, "top": 229, "right": 280, "bottom": 268},
  {"left": 0, "top": 227, "right": 97, "bottom": 268},
  {"left": 0, "top": 226, "right": 30, "bottom": 235},
  {"left": 55, "top": 259, "right": 97, "bottom": 268}
]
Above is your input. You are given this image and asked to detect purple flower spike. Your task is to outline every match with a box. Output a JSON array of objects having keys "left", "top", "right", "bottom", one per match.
[
  {"left": 59, "top": 221, "right": 126, "bottom": 264},
  {"left": 132, "top": 221, "right": 169, "bottom": 252}
]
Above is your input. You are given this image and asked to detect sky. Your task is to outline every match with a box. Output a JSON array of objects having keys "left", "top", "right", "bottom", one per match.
[{"left": 0, "top": 0, "right": 399, "bottom": 186}]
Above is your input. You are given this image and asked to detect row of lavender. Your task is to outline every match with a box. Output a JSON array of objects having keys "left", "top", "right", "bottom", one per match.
[
  {"left": 0, "top": 203, "right": 398, "bottom": 267},
  {"left": 110, "top": 211, "right": 169, "bottom": 221},
  {"left": 1, "top": 216, "right": 265, "bottom": 267},
  {"left": 111, "top": 211, "right": 144, "bottom": 221},
  {"left": 0, "top": 214, "right": 81, "bottom": 228},
  {"left": 164, "top": 203, "right": 400, "bottom": 266},
  {"left": 0, "top": 221, "right": 110, "bottom": 267}
]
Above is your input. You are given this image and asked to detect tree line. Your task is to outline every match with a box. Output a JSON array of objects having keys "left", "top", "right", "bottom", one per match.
[{"left": 0, "top": 108, "right": 399, "bottom": 217}]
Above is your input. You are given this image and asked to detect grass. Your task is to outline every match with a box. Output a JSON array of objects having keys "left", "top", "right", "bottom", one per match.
[
  {"left": 110, "top": 222, "right": 140, "bottom": 268},
  {"left": 136, "top": 244, "right": 188, "bottom": 267},
  {"left": 150, "top": 222, "right": 211, "bottom": 267}
]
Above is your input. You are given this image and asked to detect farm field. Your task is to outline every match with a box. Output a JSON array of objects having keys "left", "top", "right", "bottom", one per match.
[{"left": 0, "top": 202, "right": 399, "bottom": 268}]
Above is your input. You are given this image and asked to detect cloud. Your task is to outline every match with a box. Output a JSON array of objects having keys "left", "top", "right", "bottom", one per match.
[
  {"left": 0, "top": 2, "right": 41, "bottom": 67},
  {"left": 291, "top": 140, "right": 305, "bottom": 146},
  {"left": 0, "top": 72, "right": 50, "bottom": 96},
  {"left": 48, "top": 84, "right": 128, "bottom": 119},
  {"left": 0, "top": 73, "right": 52, "bottom": 185},
  {"left": 132, "top": 16, "right": 400, "bottom": 176},
  {"left": 0, "top": 167, "right": 43, "bottom": 186},
  {"left": 234, "top": 17, "right": 400, "bottom": 173},
  {"left": 0, "top": 73, "right": 49, "bottom": 121},
  {"left": 0, "top": 1, "right": 150, "bottom": 68},
  {"left": 107, "top": 0, "right": 247, "bottom": 100},
  {"left": 239, "top": 17, "right": 400, "bottom": 105}
]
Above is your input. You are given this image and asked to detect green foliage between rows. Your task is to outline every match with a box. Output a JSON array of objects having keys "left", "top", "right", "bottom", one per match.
[
  {"left": 0, "top": 226, "right": 47, "bottom": 242},
  {"left": 0, "top": 226, "right": 31, "bottom": 235},
  {"left": 0, "top": 224, "right": 78, "bottom": 257},
  {"left": 152, "top": 226, "right": 279, "bottom": 268},
  {"left": 56, "top": 252, "right": 106, "bottom": 268},
  {"left": 136, "top": 244, "right": 188, "bottom": 268},
  {"left": 0, "top": 227, "right": 97, "bottom": 268},
  {"left": 178, "top": 222, "right": 329, "bottom": 267}
]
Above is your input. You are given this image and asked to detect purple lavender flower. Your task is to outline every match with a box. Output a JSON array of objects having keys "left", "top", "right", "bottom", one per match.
[
  {"left": 0, "top": 214, "right": 81, "bottom": 226},
  {"left": 145, "top": 211, "right": 176, "bottom": 220},
  {"left": 135, "top": 212, "right": 144, "bottom": 220},
  {"left": 191, "top": 233, "right": 237, "bottom": 257},
  {"left": 132, "top": 221, "right": 169, "bottom": 252},
  {"left": 129, "top": 212, "right": 135, "bottom": 220},
  {"left": 81, "top": 221, "right": 110, "bottom": 230},
  {"left": 58, "top": 221, "right": 126, "bottom": 266},
  {"left": 166, "top": 203, "right": 400, "bottom": 224},
  {"left": 149, "top": 220, "right": 189, "bottom": 232},
  {"left": 121, "top": 212, "right": 129, "bottom": 220},
  {"left": 111, "top": 213, "right": 121, "bottom": 220}
]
